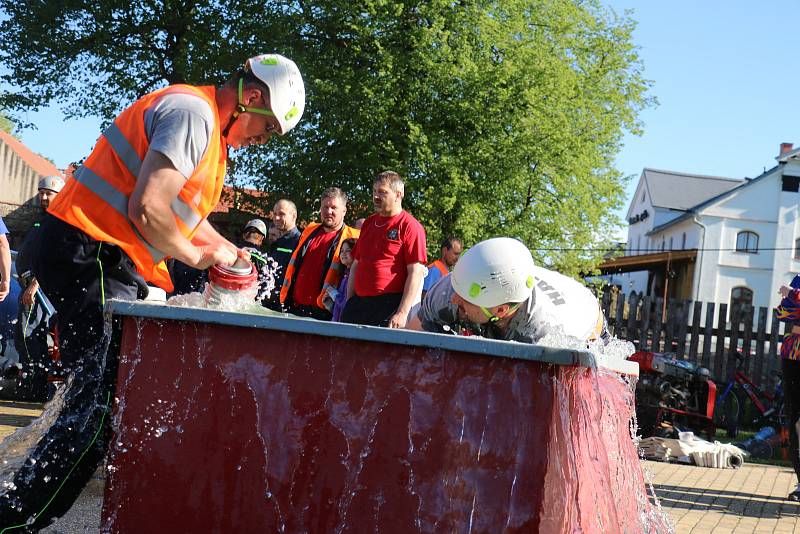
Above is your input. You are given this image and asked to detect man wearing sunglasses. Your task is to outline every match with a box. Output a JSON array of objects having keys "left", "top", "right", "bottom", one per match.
[{"left": 0, "top": 54, "right": 305, "bottom": 530}]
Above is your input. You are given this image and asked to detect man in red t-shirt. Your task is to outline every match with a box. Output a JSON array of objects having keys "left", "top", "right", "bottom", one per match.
[
  {"left": 343, "top": 171, "right": 427, "bottom": 328},
  {"left": 280, "top": 187, "right": 359, "bottom": 320}
]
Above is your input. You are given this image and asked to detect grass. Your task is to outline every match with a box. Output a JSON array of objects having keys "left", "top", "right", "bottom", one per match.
[{"left": 713, "top": 428, "right": 793, "bottom": 468}]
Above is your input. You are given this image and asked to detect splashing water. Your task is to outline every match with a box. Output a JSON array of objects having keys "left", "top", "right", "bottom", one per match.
[
  {"left": 254, "top": 256, "right": 280, "bottom": 304},
  {"left": 167, "top": 258, "right": 283, "bottom": 315},
  {"left": 536, "top": 327, "right": 673, "bottom": 533},
  {"left": 1, "top": 265, "right": 672, "bottom": 532},
  {"left": 0, "top": 381, "right": 69, "bottom": 486}
]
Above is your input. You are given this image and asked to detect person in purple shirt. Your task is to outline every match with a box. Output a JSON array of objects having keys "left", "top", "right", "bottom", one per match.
[{"left": 329, "top": 237, "right": 357, "bottom": 322}]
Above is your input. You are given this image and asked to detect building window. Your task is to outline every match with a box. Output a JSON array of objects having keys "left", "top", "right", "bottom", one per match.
[
  {"left": 681, "top": 232, "right": 687, "bottom": 249},
  {"left": 730, "top": 286, "right": 753, "bottom": 311},
  {"left": 795, "top": 238, "right": 800, "bottom": 259},
  {"left": 641, "top": 191, "right": 645, "bottom": 202},
  {"left": 735, "top": 231, "right": 759, "bottom": 253},
  {"left": 669, "top": 236, "right": 673, "bottom": 251},
  {"left": 783, "top": 176, "right": 800, "bottom": 192}
]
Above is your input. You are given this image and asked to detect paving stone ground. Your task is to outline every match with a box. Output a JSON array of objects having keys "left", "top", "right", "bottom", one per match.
[
  {"left": 2, "top": 401, "right": 800, "bottom": 532},
  {"left": 644, "top": 459, "right": 800, "bottom": 533}
]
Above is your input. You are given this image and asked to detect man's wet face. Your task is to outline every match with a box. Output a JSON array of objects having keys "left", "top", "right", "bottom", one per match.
[
  {"left": 243, "top": 229, "right": 264, "bottom": 247},
  {"left": 450, "top": 292, "right": 489, "bottom": 325}
]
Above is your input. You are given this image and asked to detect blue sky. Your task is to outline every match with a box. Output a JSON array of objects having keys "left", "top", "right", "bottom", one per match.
[
  {"left": 605, "top": 2, "right": 800, "bottom": 217},
  {"left": 11, "top": 3, "right": 800, "bottom": 238}
]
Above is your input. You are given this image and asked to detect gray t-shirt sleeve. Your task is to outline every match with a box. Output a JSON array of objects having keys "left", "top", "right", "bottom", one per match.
[
  {"left": 418, "top": 275, "right": 460, "bottom": 333},
  {"left": 143, "top": 93, "right": 214, "bottom": 179}
]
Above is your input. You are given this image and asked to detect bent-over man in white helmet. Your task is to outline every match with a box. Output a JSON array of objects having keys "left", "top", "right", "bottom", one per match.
[
  {"left": 406, "top": 237, "right": 607, "bottom": 343},
  {"left": 0, "top": 54, "right": 306, "bottom": 530}
]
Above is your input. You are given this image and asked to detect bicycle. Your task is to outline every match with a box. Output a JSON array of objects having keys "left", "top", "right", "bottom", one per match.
[{"left": 713, "top": 350, "right": 784, "bottom": 439}]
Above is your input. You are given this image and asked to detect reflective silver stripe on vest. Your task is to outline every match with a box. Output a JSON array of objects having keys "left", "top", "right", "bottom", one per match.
[
  {"left": 104, "top": 122, "right": 142, "bottom": 177},
  {"left": 74, "top": 166, "right": 165, "bottom": 263},
  {"left": 103, "top": 123, "right": 203, "bottom": 232},
  {"left": 171, "top": 197, "right": 201, "bottom": 230},
  {"left": 74, "top": 165, "right": 128, "bottom": 216}
]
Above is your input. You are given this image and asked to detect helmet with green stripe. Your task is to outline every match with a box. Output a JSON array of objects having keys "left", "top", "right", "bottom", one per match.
[
  {"left": 242, "top": 53, "right": 305, "bottom": 135},
  {"left": 451, "top": 237, "right": 536, "bottom": 309}
]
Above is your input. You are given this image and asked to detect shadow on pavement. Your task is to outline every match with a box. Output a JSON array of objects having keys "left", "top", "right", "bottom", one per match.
[{"left": 652, "top": 483, "right": 800, "bottom": 519}]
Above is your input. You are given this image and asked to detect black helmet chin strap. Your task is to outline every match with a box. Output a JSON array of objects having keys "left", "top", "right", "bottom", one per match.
[
  {"left": 223, "top": 105, "right": 246, "bottom": 139},
  {"left": 222, "top": 77, "right": 276, "bottom": 139}
]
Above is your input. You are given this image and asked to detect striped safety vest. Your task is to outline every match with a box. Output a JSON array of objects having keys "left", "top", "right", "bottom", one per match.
[
  {"left": 280, "top": 222, "right": 360, "bottom": 312},
  {"left": 48, "top": 85, "right": 226, "bottom": 292}
]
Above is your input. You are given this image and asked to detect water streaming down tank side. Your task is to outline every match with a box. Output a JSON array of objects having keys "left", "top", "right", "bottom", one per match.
[{"left": 99, "top": 301, "right": 671, "bottom": 533}]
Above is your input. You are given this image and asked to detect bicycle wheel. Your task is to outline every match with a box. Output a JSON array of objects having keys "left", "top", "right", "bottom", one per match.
[{"left": 714, "top": 388, "right": 741, "bottom": 438}]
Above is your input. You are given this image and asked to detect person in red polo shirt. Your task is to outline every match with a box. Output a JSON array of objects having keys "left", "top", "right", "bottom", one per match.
[{"left": 342, "top": 171, "right": 427, "bottom": 328}]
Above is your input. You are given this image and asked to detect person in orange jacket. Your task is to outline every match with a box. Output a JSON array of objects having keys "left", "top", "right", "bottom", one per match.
[
  {"left": 0, "top": 54, "right": 305, "bottom": 530},
  {"left": 422, "top": 236, "right": 462, "bottom": 297},
  {"left": 280, "top": 187, "right": 359, "bottom": 320}
]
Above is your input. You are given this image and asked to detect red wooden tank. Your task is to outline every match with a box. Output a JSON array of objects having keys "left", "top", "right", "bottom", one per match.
[{"left": 101, "top": 301, "right": 666, "bottom": 533}]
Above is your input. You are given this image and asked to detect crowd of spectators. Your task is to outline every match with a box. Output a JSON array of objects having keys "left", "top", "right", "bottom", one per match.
[
  {"left": 2, "top": 168, "right": 612, "bottom": 362},
  {"left": 173, "top": 170, "right": 459, "bottom": 329},
  {"left": 0, "top": 168, "right": 465, "bottom": 384},
  {"left": 2, "top": 167, "right": 608, "bottom": 358}
]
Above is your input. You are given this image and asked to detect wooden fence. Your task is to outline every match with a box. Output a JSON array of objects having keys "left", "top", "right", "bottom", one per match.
[{"left": 600, "top": 291, "right": 789, "bottom": 391}]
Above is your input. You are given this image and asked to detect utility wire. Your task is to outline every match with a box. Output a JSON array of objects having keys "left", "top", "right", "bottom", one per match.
[{"left": 533, "top": 247, "right": 798, "bottom": 252}]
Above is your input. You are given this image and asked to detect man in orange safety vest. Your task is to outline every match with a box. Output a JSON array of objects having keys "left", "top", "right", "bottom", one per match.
[{"left": 0, "top": 54, "right": 305, "bottom": 530}]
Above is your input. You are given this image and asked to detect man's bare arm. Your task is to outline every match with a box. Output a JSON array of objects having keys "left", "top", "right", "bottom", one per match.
[
  {"left": 387, "top": 263, "right": 425, "bottom": 329},
  {"left": 129, "top": 150, "right": 235, "bottom": 269}
]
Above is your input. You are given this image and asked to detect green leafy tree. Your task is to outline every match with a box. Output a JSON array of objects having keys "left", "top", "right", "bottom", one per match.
[
  {"left": 0, "top": 0, "right": 651, "bottom": 274},
  {"left": 0, "top": 111, "right": 13, "bottom": 134}
]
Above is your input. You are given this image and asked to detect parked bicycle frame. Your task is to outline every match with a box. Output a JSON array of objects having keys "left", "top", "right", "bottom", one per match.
[{"left": 714, "top": 350, "right": 784, "bottom": 438}]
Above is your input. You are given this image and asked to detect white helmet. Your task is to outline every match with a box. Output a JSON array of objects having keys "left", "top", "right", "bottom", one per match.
[
  {"left": 38, "top": 175, "right": 65, "bottom": 193},
  {"left": 245, "top": 54, "right": 305, "bottom": 135},
  {"left": 451, "top": 238, "right": 536, "bottom": 308},
  {"left": 244, "top": 218, "right": 267, "bottom": 236}
]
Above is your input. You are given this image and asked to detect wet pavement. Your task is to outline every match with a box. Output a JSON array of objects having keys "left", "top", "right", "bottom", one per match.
[{"left": 2, "top": 401, "right": 799, "bottom": 533}]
